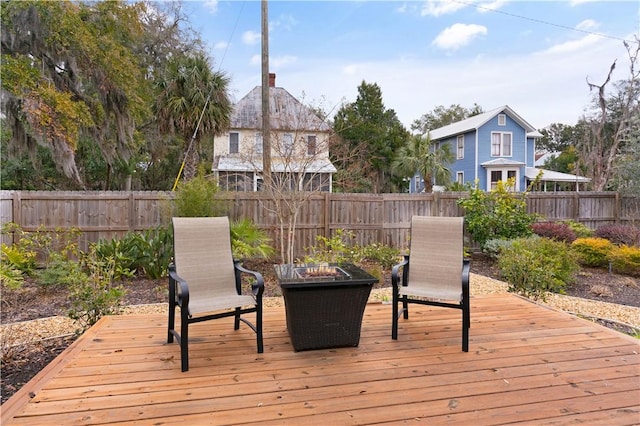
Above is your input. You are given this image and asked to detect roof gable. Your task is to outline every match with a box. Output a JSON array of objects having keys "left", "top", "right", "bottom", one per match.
[
  {"left": 231, "top": 86, "right": 331, "bottom": 132},
  {"left": 428, "top": 105, "right": 538, "bottom": 140}
]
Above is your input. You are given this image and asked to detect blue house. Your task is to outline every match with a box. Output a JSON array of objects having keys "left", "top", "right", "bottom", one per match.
[{"left": 414, "top": 105, "right": 590, "bottom": 193}]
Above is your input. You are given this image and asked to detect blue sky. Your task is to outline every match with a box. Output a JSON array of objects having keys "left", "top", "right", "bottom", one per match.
[{"left": 182, "top": 0, "right": 639, "bottom": 130}]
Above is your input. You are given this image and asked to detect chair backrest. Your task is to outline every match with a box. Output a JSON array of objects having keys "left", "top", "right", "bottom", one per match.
[
  {"left": 172, "top": 217, "right": 237, "bottom": 299},
  {"left": 408, "top": 216, "right": 464, "bottom": 297}
]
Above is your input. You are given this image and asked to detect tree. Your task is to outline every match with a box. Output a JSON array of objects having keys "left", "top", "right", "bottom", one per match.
[
  {"left": 537, "top": 123, "right": 581, "bottom": 153},
  {"left": 575, "top": 38, "right": 640, "bottom": 191},
  {"left": 411, "top": 103, "right": 483, "bottom": 134},
  {"left": 1, "top": 1, "right": 152, "bottom": 187},
  {"left": 392, "top": 134, "right": 455, "bottom": 192},
  {"left": 154, "top": 53, "right": 232, "bottom": 183},
  {"left": 332, "top": 81, "right": 409, "bottom": 193}
]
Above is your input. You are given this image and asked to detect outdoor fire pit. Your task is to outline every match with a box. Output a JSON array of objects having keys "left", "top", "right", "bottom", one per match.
[{"left": 274, "top": 263, "right": 378, "bottom": 351}]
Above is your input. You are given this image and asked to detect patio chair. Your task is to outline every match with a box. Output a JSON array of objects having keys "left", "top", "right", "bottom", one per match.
[
  {"left": 168, "top": 216, "right": 264, "bottom": 372},
  {"left": 391, "top": 216, "right": 470, "bottom": 351}
]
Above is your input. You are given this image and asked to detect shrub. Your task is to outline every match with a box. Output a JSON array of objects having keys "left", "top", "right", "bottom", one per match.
[
  {"left": 571, "top": 237, "right": 615, "bottom": 267},
  {"left": 563, "top": 220, "right": 593, "bottom": 238},
  {"left": 457, "top": 178, "right": 537, "bottom": 248},
  {"left": 173, "top": 171, "right": 228, "bottom": 217},
  {"left": 608, "top": 245, "right": 640, "bottom": 277},
  {"left": 595, "top": 224, "right": 640, "bottom": 247},
  {"left": 531, "top": 221, "right": 576, "bottom": 243},
  {"left": 497, "top": 236, "right": 578, "bottom": 300},
  {"left": 35, "top": 254, "right": 86, "bottom": 289},
  {"left": 67, "top": 249, "right": 126, "bottom": 332},
  {"left": 302, "top": 229, "right": 359, "bottom": 264},
  {"left": 482, "top": 238, "right": 514, "bottom": 259},
  {"left": 230, "top": 218, "right": 275, "bottom": 260},
  {"left": 358, "top": 242, "right": 401, "bottom": 270}
]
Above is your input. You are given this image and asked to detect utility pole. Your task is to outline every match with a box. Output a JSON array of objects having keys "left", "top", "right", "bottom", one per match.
[{"left": 261, "top": 0, "right": 271, "bottom": 187}]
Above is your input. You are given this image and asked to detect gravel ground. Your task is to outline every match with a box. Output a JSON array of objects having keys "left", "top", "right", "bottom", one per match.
[{"left": 3, "top": 273, "right": 638, "bottom": 345}]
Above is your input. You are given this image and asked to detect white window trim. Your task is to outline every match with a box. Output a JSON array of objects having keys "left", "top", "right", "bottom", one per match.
[
  {"left": 491, "top": 131, "right": 513, "bottom": 157},
  {"left": 486, "top": 168, "right": 519, "bottom": 191},
  {"left": 457, "top": 135, "right": 464, "bottom": 159},
  {"left": 498, "top": 114, "right": 506, "bottom": 126}
]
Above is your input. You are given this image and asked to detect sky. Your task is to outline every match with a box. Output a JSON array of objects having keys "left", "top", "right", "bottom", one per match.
[{"left": 182, "top": 0, "right": 639, "bottom": 130}]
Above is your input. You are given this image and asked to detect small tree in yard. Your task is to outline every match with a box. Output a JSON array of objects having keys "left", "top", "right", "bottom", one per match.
[
  {"left": 457, "top": 178, "right": 538, "bottom": 248},
  {"left": 239, "top": 98, "right": 334, "bottom": 264}
]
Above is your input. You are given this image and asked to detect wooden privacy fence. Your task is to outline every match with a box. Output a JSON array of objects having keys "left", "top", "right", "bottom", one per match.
[{"left": 1, "top": 190, "right": 638, "bottom": 257}]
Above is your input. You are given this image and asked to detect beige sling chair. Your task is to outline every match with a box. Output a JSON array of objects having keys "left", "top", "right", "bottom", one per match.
[
  {"left": 392, "top": 216, "right": 470, "bottom": 351},
  {"left": 168, "top": 217, "right": 264, "bottom": 371}
]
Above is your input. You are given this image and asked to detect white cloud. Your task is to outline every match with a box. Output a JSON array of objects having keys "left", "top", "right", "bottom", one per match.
[
  {"left": 214, "top": 41, "right": 228, "bottom": 50},
  {"left": 249, "top": 54, "right": 260, "bottom": 66},
  {"left": 539, "top": 33, "right": 601, "bottom": 55},
  {"left": 432, "top": 23, "right": 488, "bottom": 50},
  {"left": 576, "top": 19, "right": 599, "bottom": 31},
  {"left": 203, "top": 0, "right": 218, "bottom": 14},
  {"left": 271, "top": 55, "right": 298, "bottom": 68},
  {"left": 242, "top": 30, "right": 261, "bottom": 46},
  {"left": 570, "top": 0, "right": 598, "bottom": 5},
  {"left": 477, "top": 0, "right": 509, "bottom": 13},
  {"left": 421, "top": 0, "right": 466, "bottom": 17}
]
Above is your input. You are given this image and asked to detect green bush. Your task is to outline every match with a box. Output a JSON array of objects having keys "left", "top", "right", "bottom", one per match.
[
  {"left": 497, "top": 236, "right": 579, "bottom": 300},
  {"left": 482, "top": 238, "right": 514, "bottom": 259},
  {"left": 67, "top": 249, "right": 126, "bottom": 332},
  {"left": 0, "top": 262, "right": 24, "bottom": 290},
  {"left": 358, "top": 242, "right": 401, "bottom": 270},
  {"left": 608, "top": 245, "right": 640, "bottom": 277},
  {"left": 571, "top": 237, "right": 615, "bottom": 267},
  {"left": 173, "top": 171, "right": 228, "bottom": 217},
  {"left": 36, "top": 253, "right": 86, "bottom": 289},
  {"left": 302, "top": 229, "right": 359, "bottom": 264},
  {"left": 563, "top": 220, "right": 593, "bottom": 238},
  {"left": 457, "top": 178, "right": 537, "bottom": 248},
  {"left": 230, "top": 218, "right": 275, "bottom": 260}
]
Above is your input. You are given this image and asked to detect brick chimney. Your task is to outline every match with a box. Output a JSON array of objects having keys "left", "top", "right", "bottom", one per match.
[{"left": 269, "top": 73, "right": 276, "bottom": 88}]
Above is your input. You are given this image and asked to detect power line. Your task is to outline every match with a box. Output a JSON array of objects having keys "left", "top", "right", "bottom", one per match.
[{"left": 453, "top": 0, "right": 637, "bottom": 44}]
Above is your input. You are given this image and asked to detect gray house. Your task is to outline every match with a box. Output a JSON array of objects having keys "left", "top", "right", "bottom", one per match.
[{"left": 212, "top": 74, "right": 336, "bottom": 192}]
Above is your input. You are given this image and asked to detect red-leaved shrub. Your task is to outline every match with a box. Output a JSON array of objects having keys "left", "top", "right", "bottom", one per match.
[
  {"left": 595, "top": 224, "right": 640, "bottom": 247},
  {"left": 531, "top": 221, "right": 576, "bottom": 243}
]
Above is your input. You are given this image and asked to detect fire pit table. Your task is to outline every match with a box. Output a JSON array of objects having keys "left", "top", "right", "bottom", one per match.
[{"left": 274, "top": 263, "right": 378, "bottom": 351}]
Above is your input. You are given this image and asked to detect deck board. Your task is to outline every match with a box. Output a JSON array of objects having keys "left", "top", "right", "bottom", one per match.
[{"left": 2, "top": 294, "right": 639, "bottom": 425}]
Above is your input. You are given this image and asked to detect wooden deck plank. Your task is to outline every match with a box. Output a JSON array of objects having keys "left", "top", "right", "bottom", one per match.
[{"left": 2, "top": 294, "right": 639, "bottom": 425}]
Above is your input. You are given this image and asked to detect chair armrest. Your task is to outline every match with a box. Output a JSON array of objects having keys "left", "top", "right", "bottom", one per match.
[
  {"left": 392, "top": 255, "right": 409, "bottom": 288},
  {"left": 168, "top": 264, "right": 190, "bottom": 308},
  {"left": 234, "top": 261, "right": 265, "bottom": 299},
  {"left": 462, "top": 258, "right": 471, "bottom": 299}
]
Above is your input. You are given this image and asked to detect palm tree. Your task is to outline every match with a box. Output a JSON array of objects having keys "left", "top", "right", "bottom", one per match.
[
  {"left": 154, "top": 53, "right": 232, "bottom": 181},
  {"left": 392, "top": 134, "right": 455, "bottom": 192}
]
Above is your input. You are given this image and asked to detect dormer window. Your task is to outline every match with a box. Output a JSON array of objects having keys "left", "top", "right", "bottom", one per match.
[{"left": 498, "top": 114, "right": 506, "bottom": 126}]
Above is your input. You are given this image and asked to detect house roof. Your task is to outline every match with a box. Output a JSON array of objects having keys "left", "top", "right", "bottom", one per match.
[
  {"left": 525, "top": 167, "right": 591, "bottom": 183},
  {"left": 214, "top": 156, "right": 337, "bottom": 173},
  {"left": 481, "top": 158, "right": 526, "bottom": 167},
  {"left": 428, "top": 105, "right": 539, "bottom": 140},
  {"left": 231, "top": 86, "right": 332, "bottom": 132}
]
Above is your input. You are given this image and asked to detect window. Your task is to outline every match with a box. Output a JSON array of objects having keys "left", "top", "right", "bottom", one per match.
[
  {"left": 254, "top": 133, "right": 263, "bottom": 154},
  {"left": 491, "top": 132, "right": 512, "bottom": 156},
  {"left": 457, "top": 135, "right": 464, "bottom": 159},
  {"left": 283, "top": 133, "right": 293, "bottom": 155},
  {"left": 456, "top": 172, "right": 464, "bottom": 184},
  {"left": 490, "top": 170, "right": 502, "bottom": 190},
  {"left": 307, "top": 135, "right": 317, "bottom": 155},
  {"left": 498, "top": 114, "right": 506, "bottom": 126},
  {"left": 229, "top": 132, "right": 239, "bottom": 154}
]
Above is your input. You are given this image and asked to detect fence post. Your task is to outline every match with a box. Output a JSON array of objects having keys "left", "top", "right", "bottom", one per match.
[{"left": 324, "top": 192, "right": 330, "bottom": 240}]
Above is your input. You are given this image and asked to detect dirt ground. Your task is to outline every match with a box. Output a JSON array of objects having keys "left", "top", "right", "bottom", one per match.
[{"left": 2, "top": 255, "right": 639, "bottom": 404}]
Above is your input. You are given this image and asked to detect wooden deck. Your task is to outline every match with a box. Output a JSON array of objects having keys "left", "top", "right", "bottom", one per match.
[{"left": 2, "top": 294, "right": 639, "bottom": 425}]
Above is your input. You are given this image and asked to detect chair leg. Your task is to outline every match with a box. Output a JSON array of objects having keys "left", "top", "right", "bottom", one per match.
[
  {"left": 256, "top": 305, "right": 263, "bottom": 354},
  {"left": 180, "top": 311, "right": 189, "bottom": 372},
  {"left": 462, "top": 303, "right": 470, "bottom": 352},
  {"left": 234, "top": 307, "right": 241, "bottom": 330},
  {"left": 167, "top": 304, "right": 175, "bottom": 343},
  {"left": 402, "top": 296, "right": 409, "bottom": 319},
  {"left": 392, "top": 294, "right": 398, "bottom": 340}
]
